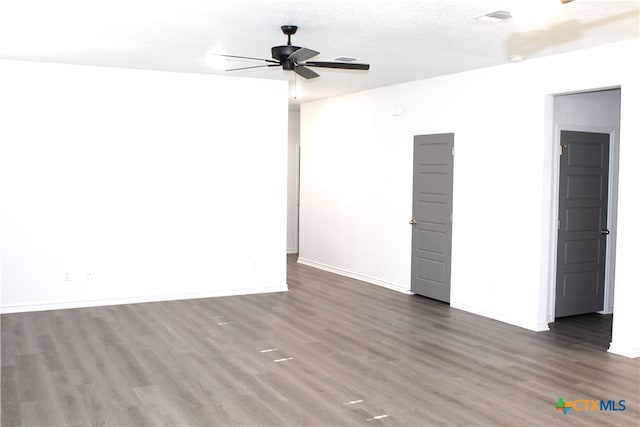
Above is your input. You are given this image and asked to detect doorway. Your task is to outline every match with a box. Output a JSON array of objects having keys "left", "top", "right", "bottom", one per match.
[{"left": 550, "top": 89, "right": 621, "bottom": 322}]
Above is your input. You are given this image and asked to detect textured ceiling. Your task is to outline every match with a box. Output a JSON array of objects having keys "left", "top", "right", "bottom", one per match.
[{"left": 1, "top": 0, "right": 638, "bottom": 106}]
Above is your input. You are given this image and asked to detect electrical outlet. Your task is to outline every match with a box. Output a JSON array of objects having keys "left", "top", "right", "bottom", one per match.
[{"left": 64, "top": 272, "right": 72, "bottom": 281}]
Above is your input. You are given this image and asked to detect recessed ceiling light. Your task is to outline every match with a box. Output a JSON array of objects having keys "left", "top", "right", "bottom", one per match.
[
  {"left": 510, "top": 55, "right": 525, "bottom": 62},
  {"left": 474, "top": 10, "right": 512, "bottom": 23}
]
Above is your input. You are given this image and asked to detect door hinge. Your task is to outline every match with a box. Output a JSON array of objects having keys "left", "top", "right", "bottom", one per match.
[{"left": 559, "top": 145, "right": 563, "bottom": 156}]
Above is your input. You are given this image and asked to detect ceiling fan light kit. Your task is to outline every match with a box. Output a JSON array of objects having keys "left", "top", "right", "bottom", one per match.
[{"left": 217, "top": 25, "right": 370, "bottom": 80}]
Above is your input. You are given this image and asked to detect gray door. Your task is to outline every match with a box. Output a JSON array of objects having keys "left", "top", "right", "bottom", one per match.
[
  {"left": 411, "top": 133, "right": 454, "bottom": 302},
  {"left": 556, "top": 131, "right": 610, "bottom": 318}
]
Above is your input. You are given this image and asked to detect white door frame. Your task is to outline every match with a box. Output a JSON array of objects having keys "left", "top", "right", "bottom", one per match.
[{"left": 546, "top": 120, "right": 620, "bottom": 322}]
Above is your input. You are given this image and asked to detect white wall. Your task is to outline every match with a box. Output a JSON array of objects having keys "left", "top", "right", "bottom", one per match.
[
  {"left": 0, "top": 60, "right": 289, "bottom": 313},
  {"left": 287, "top": 110, "right": 300, "bottom": 253},
  {"left": 554, "top": 90, "right": 621, "bottom": 126},
  {"left": 299, "top": 39, "right": 640, "bottom": 357}
]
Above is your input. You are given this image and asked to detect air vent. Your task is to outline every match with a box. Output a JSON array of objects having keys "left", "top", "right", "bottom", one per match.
[
  {"left": 333, "top": 56, "right": 359, "bottom": 62},
  {"left": 474, "top": 10, "right": 512, "bottom": 23}
]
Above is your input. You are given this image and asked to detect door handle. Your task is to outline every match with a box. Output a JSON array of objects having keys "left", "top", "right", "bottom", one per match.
[
  {"left": 409, "top": 219, "right": 417, "bottom": 225},
  {"left": 600, "top": 228, "right": 610, "bottom": 235}
]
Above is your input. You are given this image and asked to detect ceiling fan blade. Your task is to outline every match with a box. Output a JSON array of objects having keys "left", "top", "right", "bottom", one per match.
[
  {"left": 287, "top": 47, "right": 320, "bottom": 63},
  {"left": 214, "top": 53, "right": 279, "bottom": 64},
  {"left": 226, "top": 64, "right": 280, "bottom": 72},
  {"left": 304, "top": 61, "right": 370, "bottom": 70},
  {"left": 294, "top": 65, "right": 320, "bottom": 80}
]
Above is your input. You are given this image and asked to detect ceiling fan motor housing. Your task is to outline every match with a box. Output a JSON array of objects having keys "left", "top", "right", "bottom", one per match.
[
  {"left": 273, "top": 25, "right": 301, "bottom": 67},
  {"left": 271, "top": 45, "right": 300, "bottom": 63}
]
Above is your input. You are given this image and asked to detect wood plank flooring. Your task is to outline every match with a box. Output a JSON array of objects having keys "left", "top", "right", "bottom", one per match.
[{"left": 2, "top": 254, "right": 639, "bottom": 426}]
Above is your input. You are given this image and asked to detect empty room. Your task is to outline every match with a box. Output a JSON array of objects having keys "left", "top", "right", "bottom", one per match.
[{"left": 1, "top": 1, "right": 639, "bottom": 426}]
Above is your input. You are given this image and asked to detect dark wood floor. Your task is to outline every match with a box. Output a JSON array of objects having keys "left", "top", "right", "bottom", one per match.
[{"left": 2, "top": 254, "right": 638, "bottom": 426}]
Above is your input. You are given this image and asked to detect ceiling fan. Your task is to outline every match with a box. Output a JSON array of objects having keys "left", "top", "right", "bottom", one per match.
[{"left": 216, "top": 25, "right": 370, "bottom": 80}]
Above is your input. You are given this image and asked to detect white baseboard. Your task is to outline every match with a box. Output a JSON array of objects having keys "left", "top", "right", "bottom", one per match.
[
  {"left": 608, "top": 342, "right": 640, "bottom": 359},
  {"left": 287, "top": 248, "right": 298, "bottom": 254},
  {"left": 296, "top": 257, "right": 412, "bottom": 295},
  {"left": 0, "top": 285, "right": 289, "bottom": 314},
  {"left": 451, "top": 301, "right": 550, "bottom": 332}
]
